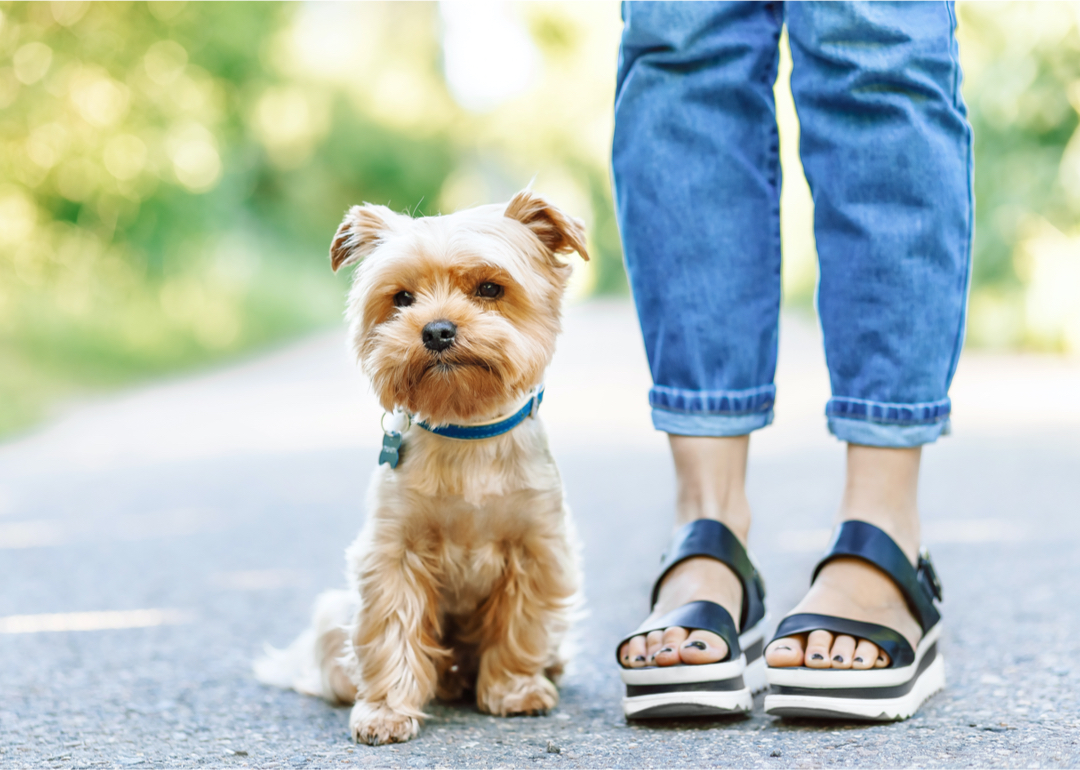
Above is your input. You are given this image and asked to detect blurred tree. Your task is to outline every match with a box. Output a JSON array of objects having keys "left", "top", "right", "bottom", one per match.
[
  {"left": 958, "top": 2, "right": 1080, "bottom": 351},
  {"left": 0, "top": 1, "right": 456, "bottom": 434}
]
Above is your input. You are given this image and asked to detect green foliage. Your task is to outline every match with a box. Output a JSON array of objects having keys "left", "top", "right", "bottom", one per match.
[
  {"left": 957, "top": 3, "right": 1080, "bottom": 350},
  {"left": 964, "top": 8, "right": 1079, "bottom": 285},
  {"left": 0, "top": 1, "right": 457, "bottom": 435}
]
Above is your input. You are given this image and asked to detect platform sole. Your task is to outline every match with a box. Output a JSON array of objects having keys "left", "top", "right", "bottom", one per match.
[
  {"left": 622, "top": 686, "right": 754, "bottom": 719},
  {"left": 621, "top": 622, "right": 767, "bottom": 720},
  {"left": 764, "top": 654, "right": 945, "bottom": 721},
  {"left": 744, "top": 654, "right": 767, "bottom": 695}
]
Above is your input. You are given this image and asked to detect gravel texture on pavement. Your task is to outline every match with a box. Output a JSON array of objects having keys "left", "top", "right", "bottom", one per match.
[{"left": 2, "top": 301, "right": 1078, "bottom": 769}]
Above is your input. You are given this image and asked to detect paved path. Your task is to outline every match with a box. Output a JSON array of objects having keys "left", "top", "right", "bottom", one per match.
[{"left": 2, "top": 301, "right": 1079, "bottom": 769}]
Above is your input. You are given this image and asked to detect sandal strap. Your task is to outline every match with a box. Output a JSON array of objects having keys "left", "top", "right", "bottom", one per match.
[
  {"left": 811, "top": 520, "right": 942, "bottom": 634},
  {"left": 772, "top": 613, "right": 915, "bottom": 668},
  {"left": 615, "top": 600, "right": 740, "bottom": 664},
  {"left": 651, "top": 519, "right": 766, "bottom": 631}
]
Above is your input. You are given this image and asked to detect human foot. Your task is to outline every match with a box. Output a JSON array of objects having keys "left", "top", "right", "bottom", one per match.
[
  {"left": 618, "top": 552, "right": 744, "bottom": 667},
  {"left": 618, "top": 436, "right": 754, "bottom": 669},
  {"left": 764, "top": 554, "right": 922, "bottom": 670},
  {"left": 766, "top": 445, "right": 925, "bottom": 670},
  {"left": 618, "top": 517, "right": 767, "bottom": 720},
  {"left": 762, "top": 517, "right": 945, "bottom": 721}
]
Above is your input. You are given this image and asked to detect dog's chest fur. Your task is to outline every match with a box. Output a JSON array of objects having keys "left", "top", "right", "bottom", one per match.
[{"left": 365, "top": 418, "right": 566, "bottom": 617}]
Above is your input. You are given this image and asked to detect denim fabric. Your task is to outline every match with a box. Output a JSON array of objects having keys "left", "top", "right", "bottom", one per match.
[{"left": 612, "top": 1, "right": 973, "bottom": 447}]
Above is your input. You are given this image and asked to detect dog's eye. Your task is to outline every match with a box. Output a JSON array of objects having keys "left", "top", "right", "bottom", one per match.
[
  {"left": 393, "top": 291, "right": 415, "bottom": 308},
  {"left": 476, "top": 282, "right": 503, "bottom": 300}
]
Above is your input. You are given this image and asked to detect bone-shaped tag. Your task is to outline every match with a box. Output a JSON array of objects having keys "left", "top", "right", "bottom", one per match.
[{"left": 379, "top": 431, "right": 403, "bottom": 469}]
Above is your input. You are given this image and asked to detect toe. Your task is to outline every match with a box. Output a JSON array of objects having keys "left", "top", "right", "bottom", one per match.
[
  {"left": 626, "top": 635, "right": 648, "bottom": 668},
  {"left": 678, "top": 629, "right": 728, "bottom": 664},
  {"left": 875, "top": 649, "right": 891, "bottom": 668},
  {"left": 764, "top": 635, "right": 806, "bottom": 668},
  {"left": 828, "top": 635, "right": 856, "bottom": 669},
  {"left": 654, "top": 627, "right": 689, "bottom": 666},
  {"left": 852, "top": 639, "right": 878, "bottom": 670},
  {"left": 804, "top": 629, "right": 834, "bottom": 668},
  {"left": 645, "top": 630, "right": 665, "bottom": 664}
]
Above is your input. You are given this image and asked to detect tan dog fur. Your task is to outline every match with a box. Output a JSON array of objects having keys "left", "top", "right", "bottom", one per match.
[{"left": 254, "top": 191, "right": 587, "bottom": 745}]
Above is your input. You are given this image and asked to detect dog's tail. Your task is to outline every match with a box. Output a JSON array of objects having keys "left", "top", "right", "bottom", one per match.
[{"left": 253, "top": 589, "right": 359, "bottom": 705}]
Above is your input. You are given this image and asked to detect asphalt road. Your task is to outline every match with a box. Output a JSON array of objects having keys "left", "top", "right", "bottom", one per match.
[{"left": 2, "top": 301, "right": 1079, "bottom": 769}]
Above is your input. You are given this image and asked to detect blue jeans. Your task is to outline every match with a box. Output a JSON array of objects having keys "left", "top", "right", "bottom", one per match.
[{"left": 612, "top": 1, "right": 973, "bottom": 447}]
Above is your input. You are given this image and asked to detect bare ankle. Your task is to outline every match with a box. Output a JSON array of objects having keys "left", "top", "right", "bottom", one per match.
[
  {"left": 839, "top": 444, "right": 922, "bottom": 560},
  {"left": 669, "top": 434, "right": 752, "bottom": 542}
]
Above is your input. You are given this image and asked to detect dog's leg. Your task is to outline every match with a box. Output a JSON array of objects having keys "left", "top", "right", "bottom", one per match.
[
  {"left": 348, "top": 551, "right": 444, "bottom": 745},
  {"left": 474, "top": 540, "right": 576, "bottom": 717}
]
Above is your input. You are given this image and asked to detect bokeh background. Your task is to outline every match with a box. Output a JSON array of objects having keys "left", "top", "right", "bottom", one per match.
[{"left": 2, "top": 1, "right": 1079, "bottom": 437}]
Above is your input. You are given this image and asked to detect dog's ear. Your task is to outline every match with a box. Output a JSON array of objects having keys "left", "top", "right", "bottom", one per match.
[
  {"left": 330, "top": 204, "right": 397, "bottom": 272},
  {"left": 504, "top": 190, "right": 590, "bottom": 261}
]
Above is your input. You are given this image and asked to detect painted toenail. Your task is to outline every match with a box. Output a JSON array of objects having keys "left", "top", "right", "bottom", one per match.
[
  {"left": 634, "top": 656, "right": 646, "bottom": 662},
  {"left": 659, "top": 647, "right": 673, "bottom": 655},
  {"left": 776, "top": 646, "right": 791, "bottom": 651},
  {"left": 854, "top": 657, "right": 864, "bottom": 663},
  {"left": 810, "top": 653, "right": 824, "bottom": 661},
  {"left": 684, "top": 641, "right": 708, "bottom": 650},
  {"left": 832, "top": 655, "right": 844, "bottom": 663},
  {"left": 622, "top": 655, "right": 629, "bottom": 661},
  {"left": 878, "top": 656, "right": 885, "bottom": 662}
]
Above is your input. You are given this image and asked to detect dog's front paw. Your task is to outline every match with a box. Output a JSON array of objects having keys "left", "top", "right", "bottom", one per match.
[
  {"left": 478, "top": 673, "right": 558, "bottom": 717},
  {"left": 350, "top": 701, "right": 420, "bottom": 745}
]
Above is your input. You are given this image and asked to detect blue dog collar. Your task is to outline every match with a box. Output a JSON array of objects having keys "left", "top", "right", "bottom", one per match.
[{"left": 417, "top": 387, "right": 544, "bottom": 441}]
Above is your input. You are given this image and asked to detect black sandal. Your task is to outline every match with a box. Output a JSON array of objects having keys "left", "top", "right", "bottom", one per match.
[
  {"left": 616, "top": 519, "right": 768, "bottom": 719},
  {"left": 764, "top": 520, "right": 945, "bottom": 721}
]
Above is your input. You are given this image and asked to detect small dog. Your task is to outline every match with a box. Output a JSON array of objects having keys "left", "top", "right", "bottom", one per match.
[{"left": 255, "top": 191, "right": 587, "bottom": 745}]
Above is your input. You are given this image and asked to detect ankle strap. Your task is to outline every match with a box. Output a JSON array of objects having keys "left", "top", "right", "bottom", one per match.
[
  {"left": 653, "top": 519, "right": 766, "bottom": 632},
  {"left": 812, "top": 520, "right": 942, "bottom": 634}
]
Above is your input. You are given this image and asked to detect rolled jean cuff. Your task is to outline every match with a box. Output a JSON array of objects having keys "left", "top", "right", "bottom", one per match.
[
  {"left": 652, "top": 407, "right": 774, "bottom": 436},
  {"left": 648, "top": 383, "right": 776, "bottom": 436},
  {"left": 826, "top": 396, "right": 953, "bottom": 447},
  {"left": 649, "top": 384, "right": 776, "bottom": 414}
]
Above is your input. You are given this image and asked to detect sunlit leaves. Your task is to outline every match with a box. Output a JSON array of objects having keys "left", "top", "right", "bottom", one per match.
[
  {"left": 251, "top": 86, "right": 329, "bottom": 169},
  {"left": 143, "top": 40, "right": 187, "bottom": 85},
  {"left": 103, "top": 134, "right": 147, "bottom": 180},
  {"left": 164, "top": 122, "right": 220, "bottom": 192},
  {"left": 957, "top": 2, "right": 1080, "bottom": 351},
  {"left": 13, "top": 41, "right": 51, "bottom": 84}
]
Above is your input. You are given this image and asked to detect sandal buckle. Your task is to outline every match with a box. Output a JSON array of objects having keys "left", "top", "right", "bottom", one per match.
[{"left": 917, "top": 549, "right": 943, "bottom": 602}]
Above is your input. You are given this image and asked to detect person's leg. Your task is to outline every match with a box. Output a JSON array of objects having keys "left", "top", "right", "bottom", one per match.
[
  {"left": 767, "top": 1, "right": 973, "bottom": 669},
  {"left": 612, "top": 0, "right": 784, "bottom": 667},
  {"left": 620, "top": 435, "right": 752, "bottom": 667}
]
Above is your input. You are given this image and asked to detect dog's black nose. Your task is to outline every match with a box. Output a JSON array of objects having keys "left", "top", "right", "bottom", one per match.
[{"left": 422, "top": 320, "right": 457, "bottom": 352}]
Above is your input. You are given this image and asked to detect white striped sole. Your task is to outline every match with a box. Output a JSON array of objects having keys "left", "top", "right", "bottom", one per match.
[
  {"left": 763, "top": 625, "right": 945, "bottom": 721},
  {"left": 620, "top": 618, "right": 767, "bottom": 720},
  {"left": 764, "top": 654, "right": 945, "bottom": 721}
]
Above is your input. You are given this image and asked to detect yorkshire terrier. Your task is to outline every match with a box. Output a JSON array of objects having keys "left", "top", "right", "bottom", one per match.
[{"left": 255, "top": 191, "right": 587, "bottom": 745}]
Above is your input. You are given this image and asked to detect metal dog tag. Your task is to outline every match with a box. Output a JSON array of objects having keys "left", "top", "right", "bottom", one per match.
[{"left": 379, "top": 431, "right": 403, "bottom": 469}]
